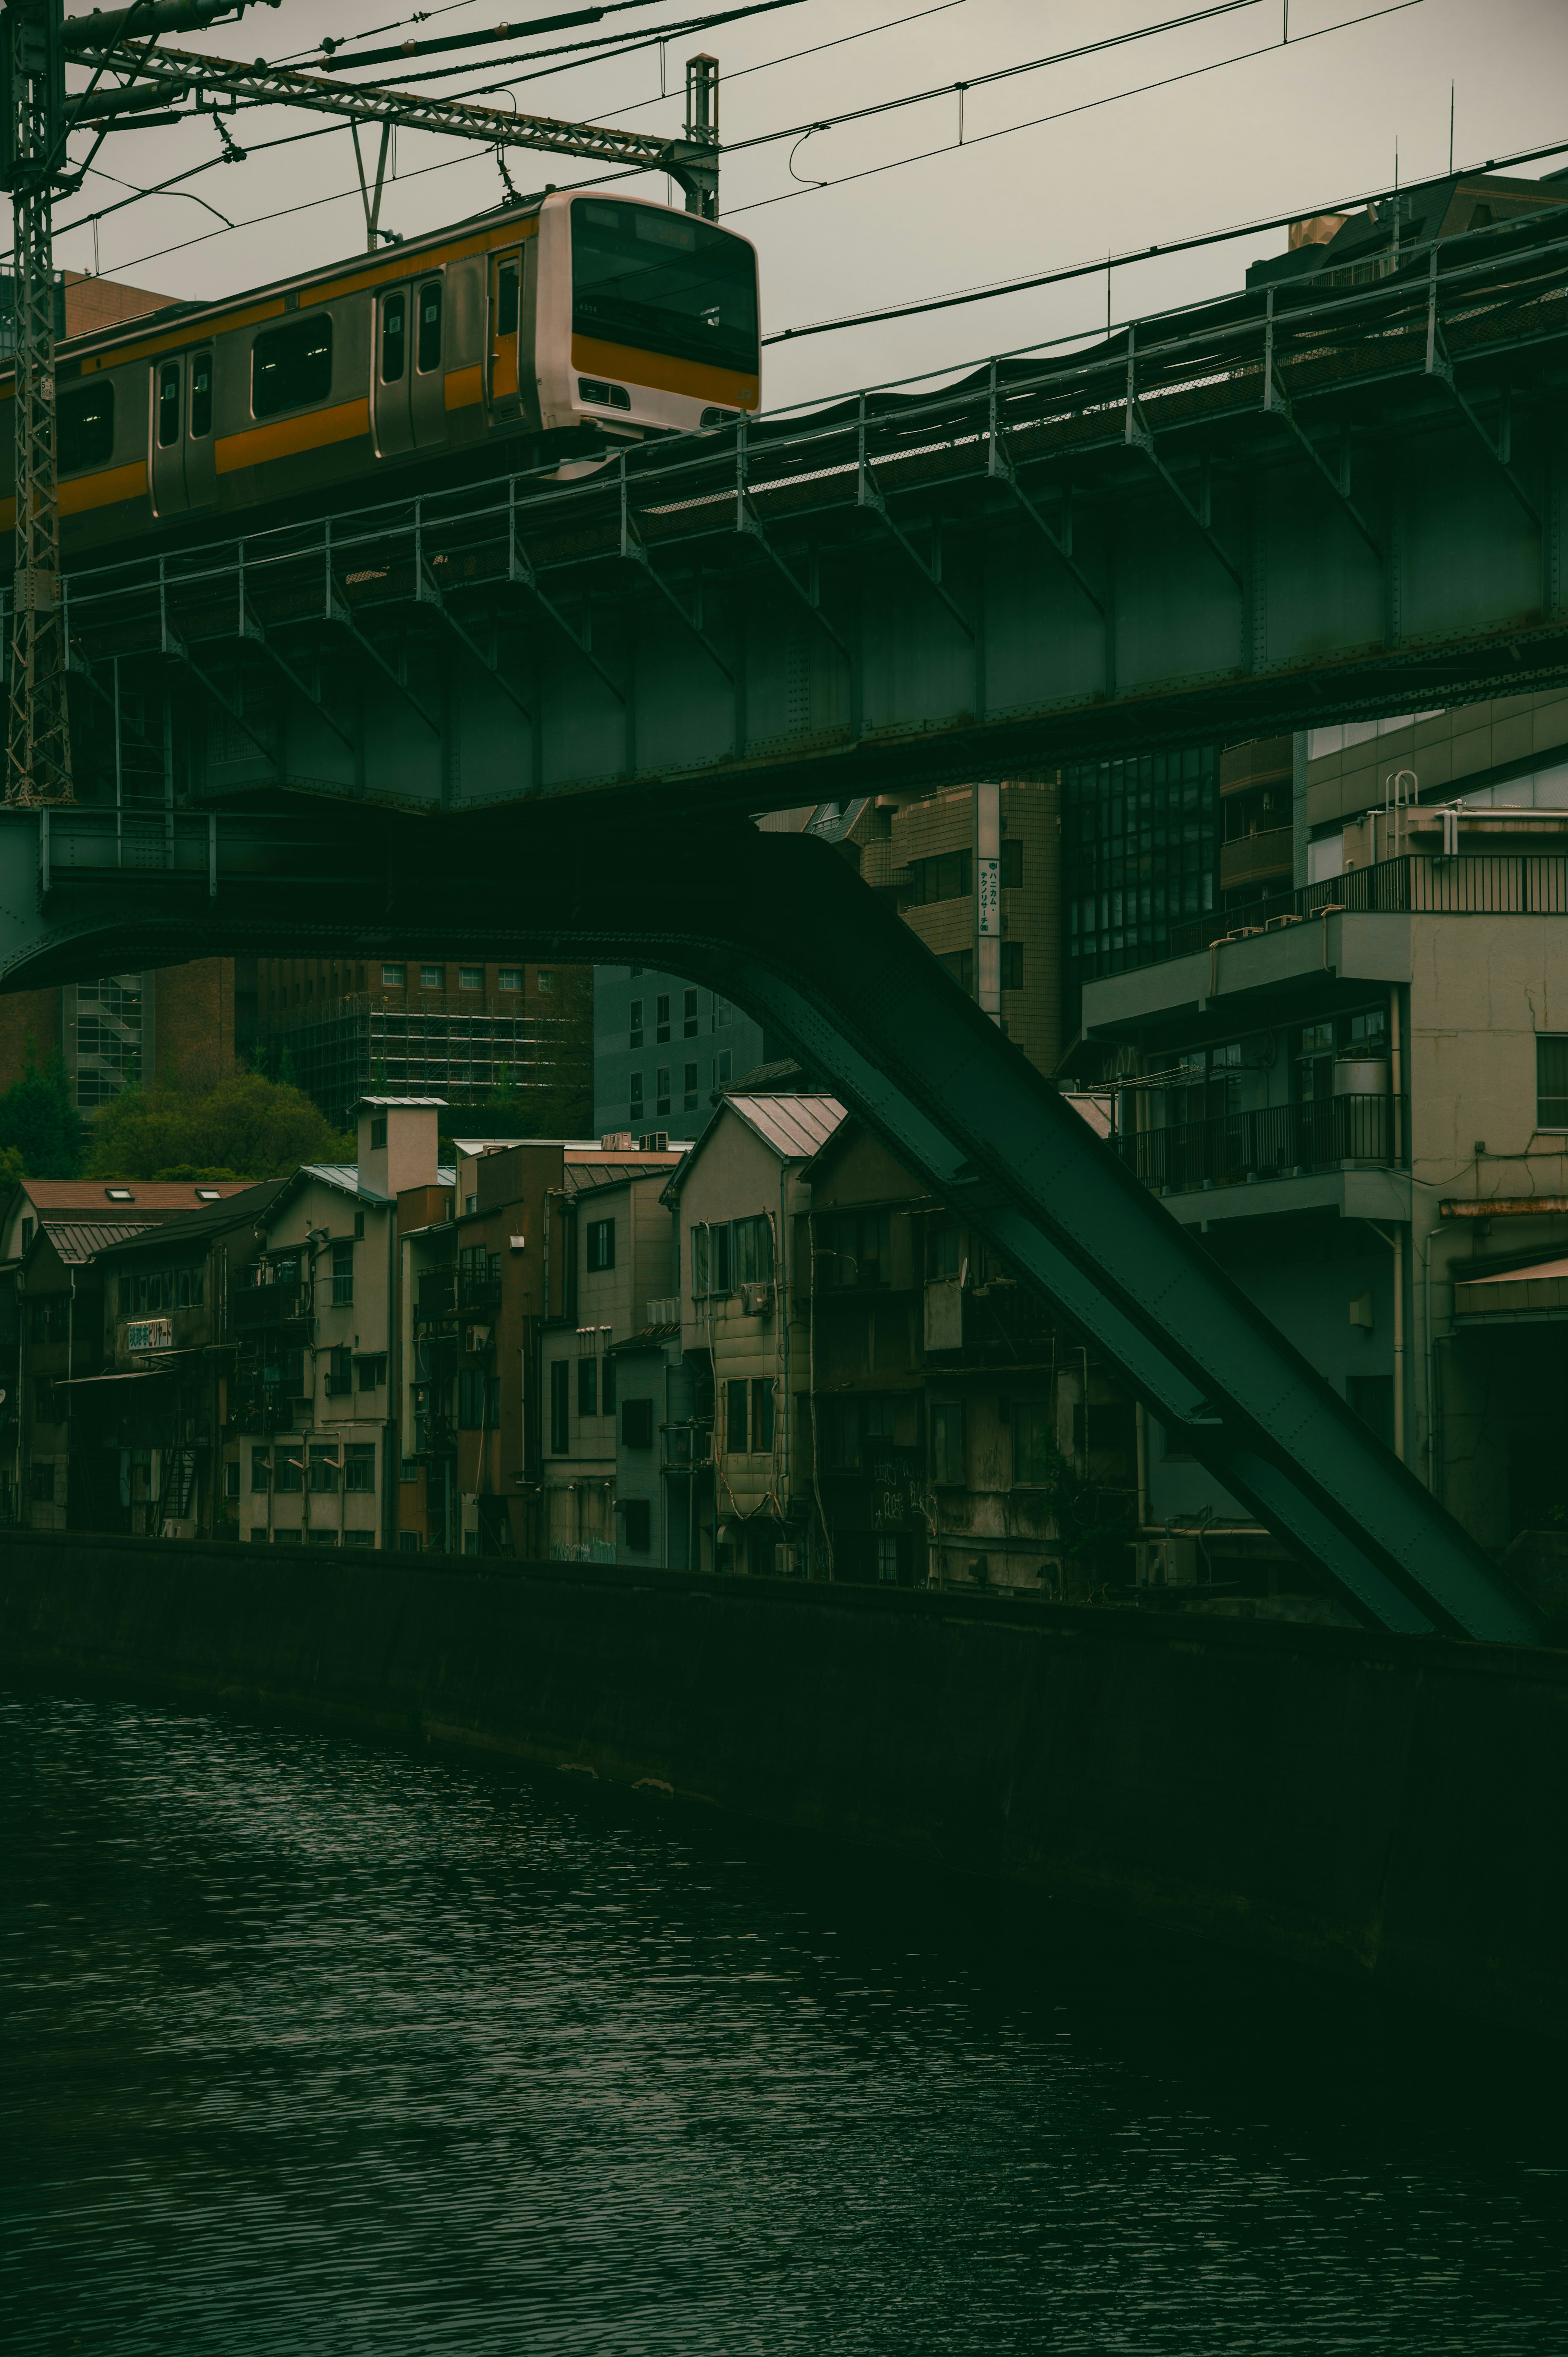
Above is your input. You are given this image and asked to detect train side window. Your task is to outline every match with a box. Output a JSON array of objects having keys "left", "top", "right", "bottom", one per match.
[
  {"left": 58, "top": 382, "right": 114, "bottom": 472},
  {"left": 189, "top": 352, "right": 212, "bottom": 438},
  {"left": 497, "top": 262, "right": 519, "bottom": 337},
  {"left": 380, "top": 292, "right": 406, "bottom": 383},
  {"left": 416, "top": 279, "right": 442, "bottom": 372},
  {"left": 156, "top": 362, "right": 180, "bottom": 447},
  {"left": 252, "top": 316, "right": 333, "bottom": 419}
]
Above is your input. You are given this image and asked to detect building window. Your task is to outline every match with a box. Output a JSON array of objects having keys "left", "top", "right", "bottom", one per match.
[
  {"left": 655, "top": 993, "right": 671, "bottom": 1041},
  {"left": 751, "top": 1376, "right": 774, "bottom": 1452},
  {"left": 381, "top": 963, "right": 406, "bottom": 986},
  {"left": 354, "top": 1211, "right": 365, "bottom": 1241},
  {"left": 601, "top": 1356, "right": 617, "bottom": 1416},
  {"left": 499, "top": 968, "right": 521, "bottom": 991},
  {"left": 550, "top": 1359, "right": 570, "bottom": 1452},
  {"left": 251, "top": 1447, "right": 271, "bottom": 1492},
  {"left": 1000, "top": 943, "right": 1025, "bottom": 991},
  {"left": 621, "top": 1497, "right": 652, "bottom": 1551},
  {"left": 629, "top": 1074, "right": 644, "bottom": 1119},
  {"left": 343, "top": 1528, "right": 375, "bottom": 1548},
  {"left": 20, "top": 1215, "right": 33, "bottom": 1251},
  {"left": 332, "top": 1240, "right": 354, "bottom": 1305},
  {"left": 459, "top": 1367, "right": 490, "bottom": 1429},
  {"left": 655, "top": 1067, "right": 671, "bottom": 1117},
  {"left": 927, "top": 1220, "right": 962, "bottom": 1280},
  {"left": 713, "top": 1050, "right": 731, "bottom": 1089},
  {"left": 275, "top": 1449, "right": 303, "bottom": 1493},
  {"left": 420, "top": 964, "right": 443, "bottom": 989},
  {"left": 309, "top": 1446, "right": 340, "bottom": 1493},
  {"left": 621, "top": 1396, "right": 655, "bottom": 1448},
  {"left": 930, "top": 1400, "right": 963, "bottom": 1485},
  {"left": 692, "top": 1215, "right": 772, "bottom": 1297},
  {"left": 586, "top": 1217, "right": 615, "bottom": 1271},
  {"left": 577, "top": 1357, "right": 598, "bottom": 1418},
  {"left": 684, "top": 1062, "right": 699, "bottom": 1110},
  {"left": 1537, "top": 1036, "right": 1568, "bottom": 1129},
  {"left": 630, "top": 998, "right": 644, "bottom": 1048},
  {"left": 537, "top": 971, "right": 555, "bottom": 994},
  {"left": 28, "top": 1460, "right": 55, "bottom": 1505},
  {"left": 458, "top": 966, "right": 483, "bottom": 991},
  {"left": 370, "top": 1115, "right": 388, "bottom": 1148},
  {"left": 1000, "top": 837, "right": 1022, "bottom": 888},
  {"left": 725, "top": 1376, "right": 747, "bottom": 1455},
  {"left": 876, "top": 1535, "right": 902, "bottom": 1584},
  {"left": 683, "top": 987, "right": 699, "bottom": 1037},
  {"left": 1013, "top": 1398, "right": 1055, "bottom": 1486},
  {"left": 399, "top": 1532, "right": 422, "bottom": 1552},
  {"left": 344, "top": 1444, "right": 376, "bottom": 1492},
  {"left": 906, "top": 849, "right": 972, "bottom": 905},
  {"left": 819, "top": 1209, "right": 890, "bottom": 1290}
]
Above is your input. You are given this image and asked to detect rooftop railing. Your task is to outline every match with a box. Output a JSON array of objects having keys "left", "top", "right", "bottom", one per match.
[{"left": 1169, "top": 855, "right": 1568, "bottom": 960}]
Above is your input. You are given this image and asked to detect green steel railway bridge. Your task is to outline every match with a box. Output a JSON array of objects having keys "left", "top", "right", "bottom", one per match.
[{"left": 7, "top": 210, "right": 1568, "bottom": 1645}]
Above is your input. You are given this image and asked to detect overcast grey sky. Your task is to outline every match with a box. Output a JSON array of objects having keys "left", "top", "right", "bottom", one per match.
[{"left": 45, "top": 0, "right": 1568, "bottom": 410}]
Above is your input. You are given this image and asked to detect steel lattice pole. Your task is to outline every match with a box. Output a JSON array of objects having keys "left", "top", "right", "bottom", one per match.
[{"left": 6, "top": 0, "right": 71, "bottom": 805}]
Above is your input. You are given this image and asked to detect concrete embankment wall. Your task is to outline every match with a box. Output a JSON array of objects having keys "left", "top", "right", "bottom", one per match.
[{"left": 4, "top": 1530, "right": 1566, "bottom": 2031}]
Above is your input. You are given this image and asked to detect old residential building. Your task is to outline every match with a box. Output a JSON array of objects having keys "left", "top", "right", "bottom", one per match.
[
  {"left": 80, "top": 1182, "right": 285, "bottom": 1539},
  {"left": 1083, "top": 800, "right": 1568, "bottom": 1556},
  {"left": 537, "top": 1139, "right": 687, "bottom": 1562}
]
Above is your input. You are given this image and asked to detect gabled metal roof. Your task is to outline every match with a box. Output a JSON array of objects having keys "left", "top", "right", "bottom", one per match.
[
  {"left": 42, "top": 1219, "right": 158, "bottom": 1264},
  {"left": 723, "top": 1091, "right": 847, "bottom": 1161}
]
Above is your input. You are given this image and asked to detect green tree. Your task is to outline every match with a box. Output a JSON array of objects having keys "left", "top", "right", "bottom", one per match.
[
  {"left": 87, "top": 1070, "right": 350, "bottom": 1181},
  {"left": 0, "top": 1041, "right": 83, "bottom": 1177}
]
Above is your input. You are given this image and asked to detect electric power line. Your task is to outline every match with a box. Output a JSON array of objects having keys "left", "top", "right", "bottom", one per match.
[
  {"left": 761, "top": 126, "right": 1568, "bottom": 352},
  {"left": 735, "top": 0, "right": 1430, "bottom": 222}
]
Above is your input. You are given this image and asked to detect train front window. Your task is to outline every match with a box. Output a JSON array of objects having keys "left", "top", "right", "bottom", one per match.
[
  {"left": 189, "top": 353, "right": 212, "bottom": 438},
  {"left": 156, "top": 363, "right": 180, "bottom": 448},
  {"left": 381, "top": 293, "right": 406, "bottom": 383},
  {"left": 570, "top": 200, "right": 757, "bottom": 374},
  {"left": 417, "top": 281, "right": 442, "bottom": 372},
  {"left": 252, "top": 317, "right": 333, "bottom": 419}
]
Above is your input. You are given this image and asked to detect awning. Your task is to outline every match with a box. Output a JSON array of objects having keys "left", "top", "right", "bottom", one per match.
[
  {"left": 57, "top": 1369, "right": 170, "bottom": 1386},
  {"left": 1454, "top": 1257, "right": 1568, "bottom": 1325}
]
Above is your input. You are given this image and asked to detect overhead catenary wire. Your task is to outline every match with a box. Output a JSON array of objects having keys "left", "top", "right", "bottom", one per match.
[
  {"left": 760, "top": 120, "right": 1568, "bottom": 348},
  {"left": 735, "top": 0, "right": 1430, "bottom": 222}
]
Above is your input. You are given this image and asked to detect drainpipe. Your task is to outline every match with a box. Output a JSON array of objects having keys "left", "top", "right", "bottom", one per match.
[
  {"left": 1420, "top": 1218, "right": 1461, "bottom": 1497},
  {"left": 1367, "top": 1222, "right": 1406, "bottom": 1464}
]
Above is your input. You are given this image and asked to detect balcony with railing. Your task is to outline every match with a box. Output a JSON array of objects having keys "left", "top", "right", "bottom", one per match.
[
  {"left": 231, "top": 1281, "right": 311, "bottom": 1336},
  {"left": 1113, "top": 1095, "right": 1406, "bottom": 1194}
]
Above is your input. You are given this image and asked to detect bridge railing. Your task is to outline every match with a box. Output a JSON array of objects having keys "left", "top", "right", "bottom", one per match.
[{"left": 18, "top": 204, "right": 1568, "bottom": 677}]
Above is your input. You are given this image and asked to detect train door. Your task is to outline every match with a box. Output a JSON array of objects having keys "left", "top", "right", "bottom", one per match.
[
  {"left": 149, "top": 350, "right": 217, "bottom": 515},
  {"left": 488, "top": 248, "right": 522, "bottom": 417},
  {"left": 373, "top": 285, "right": 414, "bottom": 456},
  {"left": 409, "top": 274, "right": 446, "bottom": 445}
]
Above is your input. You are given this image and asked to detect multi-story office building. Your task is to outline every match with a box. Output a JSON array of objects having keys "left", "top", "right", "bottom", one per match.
[
  {"left": 1063, "top": 745, "right": 1221, "bottom": 1019},
  {"left": 593, "top": 967, "right": 766, "bottom": 1135},
  {"left": 250, "top": 954, "right": 592, "bottom": 1131}
]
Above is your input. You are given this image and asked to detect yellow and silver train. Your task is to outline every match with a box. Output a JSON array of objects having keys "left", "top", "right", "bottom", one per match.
[{"left": 3, "top": 187, "right": 762, "bottom": 555}]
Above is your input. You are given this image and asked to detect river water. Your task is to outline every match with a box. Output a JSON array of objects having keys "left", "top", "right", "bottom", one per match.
[{"left": 3, "top": 1688, "right": 1565, "bottom": 2355}]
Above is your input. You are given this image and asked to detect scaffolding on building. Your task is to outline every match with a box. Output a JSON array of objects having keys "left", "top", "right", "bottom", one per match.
[{"left": 256, "top": 993, "right": 588, "bottom": 1127}]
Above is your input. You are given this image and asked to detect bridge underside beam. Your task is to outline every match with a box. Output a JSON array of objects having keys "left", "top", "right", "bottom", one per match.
[{"left": 0, "top": 801, "right": 1538, "bottom": 1648}]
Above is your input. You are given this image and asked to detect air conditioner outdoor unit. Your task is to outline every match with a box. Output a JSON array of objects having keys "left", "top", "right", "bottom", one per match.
[{"left": 741, "top": 1280, "right": 773, "bottom": 1316}]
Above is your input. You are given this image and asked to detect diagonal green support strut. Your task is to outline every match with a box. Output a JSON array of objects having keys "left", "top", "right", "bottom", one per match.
[{"left": 0, "top": 802, "right": 1540, "bottom": 1644}]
